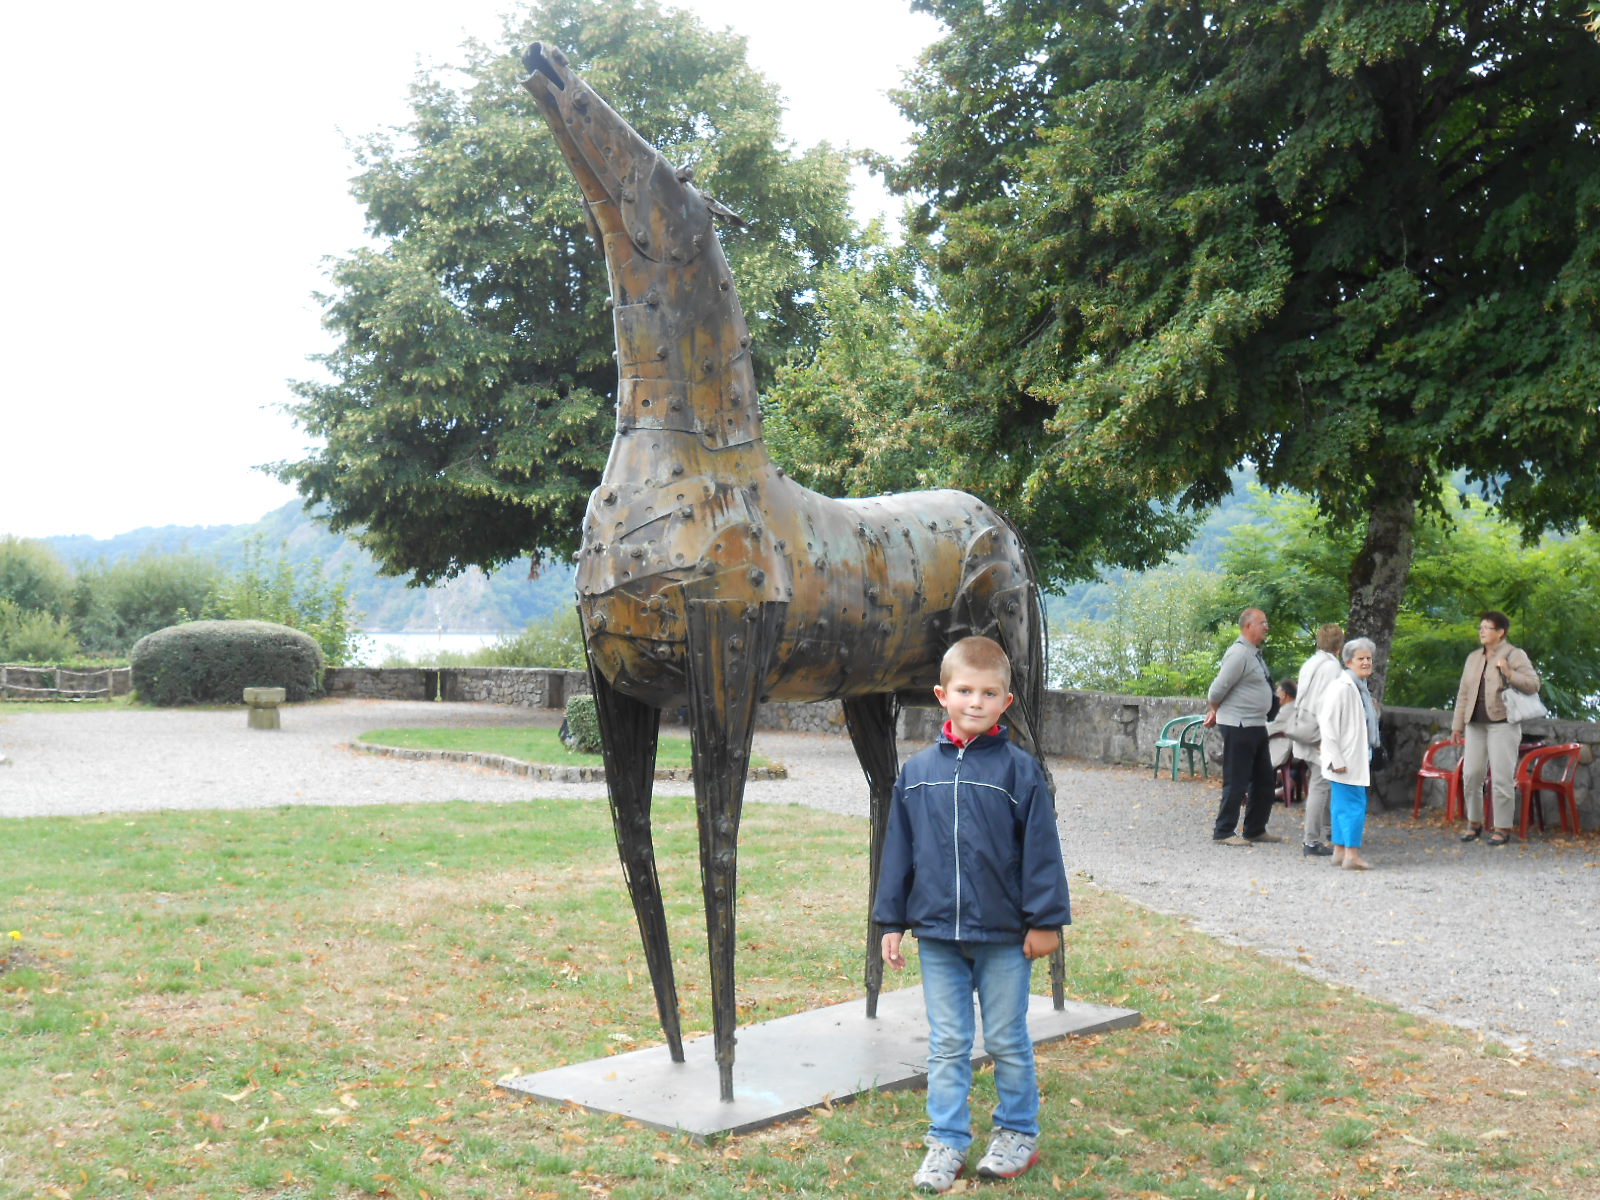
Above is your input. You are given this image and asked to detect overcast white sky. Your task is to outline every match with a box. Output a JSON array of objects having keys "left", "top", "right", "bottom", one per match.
[{"left": 1, "top": 0, "right": 939, "bottom": 541}]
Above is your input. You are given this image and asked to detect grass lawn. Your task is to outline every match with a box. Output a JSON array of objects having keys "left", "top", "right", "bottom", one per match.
[
  {"left": 0, "top": 694, "right": 139, "bottom": 715},
  {"left": 2, "top": 795, "right": 1596, "bottom": 1199},
  {"left": 354, "top": 727, "right": 776, "bottom": 772}
]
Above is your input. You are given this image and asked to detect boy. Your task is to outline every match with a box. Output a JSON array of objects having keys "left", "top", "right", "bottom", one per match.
[{"left": 873, "top": 636, "right": 1071, "bottom": 1193}]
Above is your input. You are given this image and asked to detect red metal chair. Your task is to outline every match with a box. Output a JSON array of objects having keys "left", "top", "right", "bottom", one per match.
[
  {"left": 1514, "top": 743, "right": 1584, "bottom": 839},
  {"left": 1413, "top": 735, "right": 1465, "bottom": 822},
  {"left": 1275, "top": 755, "right": 1307, "bottom": 806}
]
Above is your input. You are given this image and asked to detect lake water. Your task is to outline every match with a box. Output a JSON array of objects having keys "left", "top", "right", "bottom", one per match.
[{"left": 351, "top": 631, "right": 506, "bottom": 666}]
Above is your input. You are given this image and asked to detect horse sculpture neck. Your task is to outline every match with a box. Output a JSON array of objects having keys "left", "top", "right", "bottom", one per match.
[{"left": 523, "top": 44, "right": 769, "bottom": 480}]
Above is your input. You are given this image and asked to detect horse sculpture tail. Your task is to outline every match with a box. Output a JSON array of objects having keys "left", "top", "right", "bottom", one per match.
[{"left": 991, "top": 508, "right": 1051, "bottom": 761}]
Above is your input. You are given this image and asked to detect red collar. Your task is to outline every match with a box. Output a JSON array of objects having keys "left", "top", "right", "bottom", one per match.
[{"left": 942, "top": 719, "right": 1001, "bottom": 748}]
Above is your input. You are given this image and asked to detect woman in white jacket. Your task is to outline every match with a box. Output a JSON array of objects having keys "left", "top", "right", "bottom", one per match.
[{"left": 1317, "top": 638, "right": 1377, "bottom": 870}]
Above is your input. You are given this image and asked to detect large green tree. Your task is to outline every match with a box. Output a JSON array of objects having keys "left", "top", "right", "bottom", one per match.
[
  {"left": 277, "top": 0, "right": 860, "bottom": 585},
  {"left": 762, "top": 235, "right": 1196, "bottom": 587},
  {"left": 894, "top": 0, "right": 1600, "bottom": 696}
]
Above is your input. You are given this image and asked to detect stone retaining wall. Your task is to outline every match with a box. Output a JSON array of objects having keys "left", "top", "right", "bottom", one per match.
[
  {"left": 900, "top": 690, "right": 1599, "bottom": 823},
  {"left": 437, "top": 667, "right": 585, "bottom": 710},
  {"left": 1, "top": 664, "right": 132, "bottom": 700},
  {"left": 323, "top": 668, "right": 440, "bottom": 702},
  {"left": 320, "top": 667, "right": 1597, "bottom": 824}
]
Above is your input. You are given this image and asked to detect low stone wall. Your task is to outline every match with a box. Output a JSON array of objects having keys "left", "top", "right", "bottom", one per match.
[
  {"left": 1373, "top": 704, "right": 1598, "bottom": 823},
  {"left": 437, "top": 667, "right": 586, "bottom": 710},
  {"left": 324, "top": 668, "right": 440, "bottom": 702},
  {"left": 1, "top": 664, "right": 132, "bottom": 700},
  {"left": 317, "top": 667, "right": 1597, "bottom": 825},
  {"left": 908, "top": 690, "right": 1598, "bottom": 825}
]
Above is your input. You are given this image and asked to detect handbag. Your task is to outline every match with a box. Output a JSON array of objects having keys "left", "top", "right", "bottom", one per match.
[
  {"left": 1501, "top": 684, "right": 1548, "bottom": 723},
  {"left": 1285, "top": 704, "right": 1320, "bottom": 744}
]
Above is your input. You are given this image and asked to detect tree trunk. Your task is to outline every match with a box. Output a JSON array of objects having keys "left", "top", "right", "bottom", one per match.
[{"left": 1346, "top": 493, "right": 1417, "bottom": 703}]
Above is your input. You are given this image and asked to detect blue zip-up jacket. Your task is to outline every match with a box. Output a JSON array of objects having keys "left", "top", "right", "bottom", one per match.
[{"left": 872, "top": 724, "right": 1071, "bottom": 943}]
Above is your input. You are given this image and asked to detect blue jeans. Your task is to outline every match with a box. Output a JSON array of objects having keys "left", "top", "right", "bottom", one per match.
[{"left": 918, "top": 937, "right": 1040, "bottom": 1151}]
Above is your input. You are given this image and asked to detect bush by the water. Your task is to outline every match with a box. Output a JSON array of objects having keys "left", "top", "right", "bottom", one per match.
[
  {"left": 131, "top": 620, "right": 324, "bottom": 706},
  {"left": 561, "top": 693, "right": 603, "bottom": 754}
]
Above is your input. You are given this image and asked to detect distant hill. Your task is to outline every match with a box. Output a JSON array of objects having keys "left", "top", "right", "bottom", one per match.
[{"left": 44, "top": 502, "right": 576, "bottom": 633}]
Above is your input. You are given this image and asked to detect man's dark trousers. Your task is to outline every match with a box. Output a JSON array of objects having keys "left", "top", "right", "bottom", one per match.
[{"left": 1213, "top": 724, "right": 1275, "bottom": 840}]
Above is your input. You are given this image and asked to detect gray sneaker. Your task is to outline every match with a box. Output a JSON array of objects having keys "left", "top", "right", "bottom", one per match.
[
  {"left": 913, "top": 1137, "right": 966, "bottom": 1193},
  {"left": 976, "top": 1128, "right": 1039, "bottom": 1179}
]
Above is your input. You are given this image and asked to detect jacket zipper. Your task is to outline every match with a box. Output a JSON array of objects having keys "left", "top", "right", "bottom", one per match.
[{"left": 953, "top": 745, "right": 965, "bottom": 940}]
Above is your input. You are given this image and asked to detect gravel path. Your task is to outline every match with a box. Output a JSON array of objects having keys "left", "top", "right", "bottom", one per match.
[{"left": 3, "top": 699, "right": 1595, "bottom": 1074}]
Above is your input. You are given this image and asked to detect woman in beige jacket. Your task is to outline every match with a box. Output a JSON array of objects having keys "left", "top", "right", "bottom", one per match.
[{"left": 1451, "top": 610, "right": 1540, "bottom": 846}]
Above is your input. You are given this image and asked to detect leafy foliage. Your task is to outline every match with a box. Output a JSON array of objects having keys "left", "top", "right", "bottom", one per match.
[
  {"left": 0, "top": 538, "right": 82, "bottom": 660},
  {"left": 1055, "top": 489, "right": 1600, "bottom": 718},
  {"left": 894, "top": 0, "right": 1600, "bottom": 642},
  {"left": 0, "top": 599, "right": 79, "bottom": 663},
  {"left": 1218, "top": 492, "right": 1600, "bottom": 718},
  {"left": 204, "top": 537, "right": 358, "bottom": 666},
  {"left": 130, "top": 620, "right": 325, "bottom": 706},
  {"left": 277, "top": 0, "right": 861, "bottom": 585},
  {"left": 1049, "top": 558, "right": 1230, "bottom": 695},
  {"left": 0, "top": 537, "right": 73, "bottom": 617},
  {"left": 475, "top": 608, "right": 586, "bottom": 669},
  {"left": 561, "top": 692, "right": 602, "bottom": 753},
  {"left": 69, "top": 552, "right": 220, "bottom": 658}
]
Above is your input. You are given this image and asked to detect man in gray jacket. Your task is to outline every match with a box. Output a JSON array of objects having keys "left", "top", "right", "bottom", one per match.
[{"left": 1204, "top": 608, "right": 1281, "bottom": 845}]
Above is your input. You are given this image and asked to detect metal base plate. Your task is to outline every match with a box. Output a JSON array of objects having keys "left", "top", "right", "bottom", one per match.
[{"left": 499, "top": 986, "right": 1140, "bottom": 1140}]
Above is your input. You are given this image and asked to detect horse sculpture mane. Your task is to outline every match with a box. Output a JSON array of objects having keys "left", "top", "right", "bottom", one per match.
[{"left": 521, "top": 43, "right": 1062, "bottom": 1103}]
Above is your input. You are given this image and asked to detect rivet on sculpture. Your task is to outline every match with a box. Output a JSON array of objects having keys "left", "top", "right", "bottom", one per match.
[{"left": 521, "top": 44, "right": 1064, "bottom": 1103}]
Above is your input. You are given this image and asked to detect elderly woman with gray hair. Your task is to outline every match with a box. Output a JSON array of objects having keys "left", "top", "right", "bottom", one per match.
[{"left": 1315, "top": 638, "right": 1381, "bottom": 870}]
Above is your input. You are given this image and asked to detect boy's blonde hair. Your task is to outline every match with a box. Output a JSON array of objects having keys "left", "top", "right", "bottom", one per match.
[{"left": 939, "top": 636, "right": 1012, "bottom": 689}]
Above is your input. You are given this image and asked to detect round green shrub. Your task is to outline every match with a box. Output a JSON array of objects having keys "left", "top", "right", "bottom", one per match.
[
  {"left": 561, "top": 693, "right": 603, "bottom": 754},
  {"left": 130, "top": 619, "right": 325, "bottom": 706}
]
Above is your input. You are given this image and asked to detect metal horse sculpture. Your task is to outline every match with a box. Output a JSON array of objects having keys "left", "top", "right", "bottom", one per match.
[{"left": 521, "top": 44, "right": 1063, "bottom": 1102}]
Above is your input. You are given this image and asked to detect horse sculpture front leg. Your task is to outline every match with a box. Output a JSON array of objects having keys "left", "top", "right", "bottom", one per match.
[
  {"left": 683, "top": 599, "right": 789, "bottom": 1102},
  {"left": 587, "top": 663, "right": 683, "bottom": 1059}
]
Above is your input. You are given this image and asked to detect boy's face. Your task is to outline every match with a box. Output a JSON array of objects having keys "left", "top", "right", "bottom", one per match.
[{"left": 933, "top": 668, "right": 1013, "bottom": 742}]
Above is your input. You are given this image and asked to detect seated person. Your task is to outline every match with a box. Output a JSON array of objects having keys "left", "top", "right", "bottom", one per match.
[{"left": 1266, "top": 680, "right": 1306, "bottom": 802}]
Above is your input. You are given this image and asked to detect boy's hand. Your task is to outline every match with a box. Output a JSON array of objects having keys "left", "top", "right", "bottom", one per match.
[
  {"left": 1023, "top": 928, "right": 1060, "bottom": 960},
  {"left": 881, "top": 931, "right": 906, "bottom": 970}
]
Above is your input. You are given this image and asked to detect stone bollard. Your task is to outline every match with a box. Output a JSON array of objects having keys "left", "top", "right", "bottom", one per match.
[{"left": 243, "top": 687, "right": 287, "bottom": 731}]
